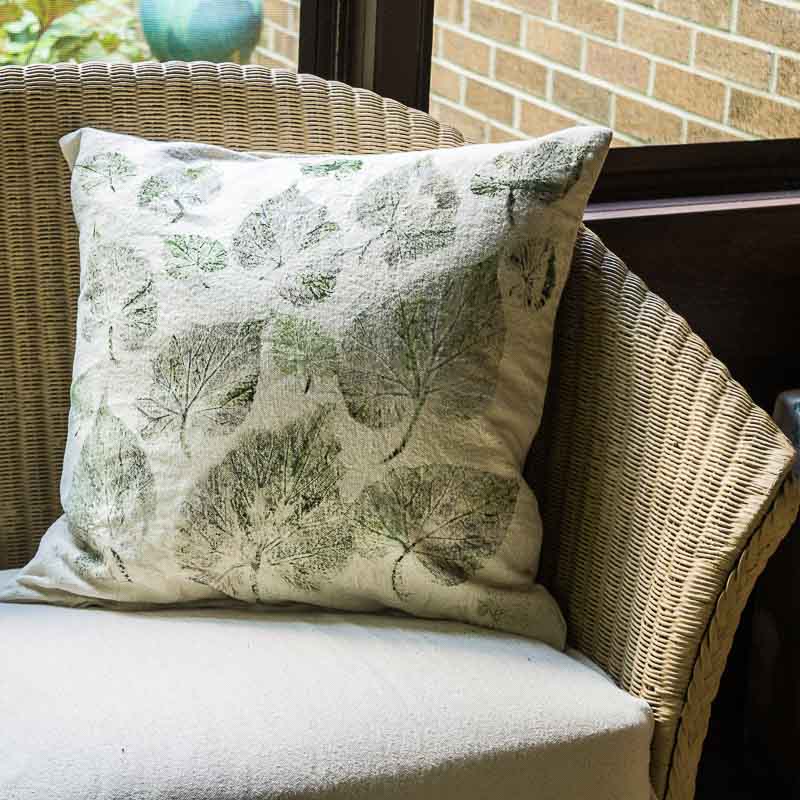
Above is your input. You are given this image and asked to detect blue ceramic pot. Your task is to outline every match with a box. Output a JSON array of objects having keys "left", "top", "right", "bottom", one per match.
[{"left": 140, "top": 0, "right": 263, "bottom": 63}]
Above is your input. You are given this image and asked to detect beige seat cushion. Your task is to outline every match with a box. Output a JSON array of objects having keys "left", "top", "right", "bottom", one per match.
[{"left": 0, "top": 570, "right": 653, "bottom": 800}]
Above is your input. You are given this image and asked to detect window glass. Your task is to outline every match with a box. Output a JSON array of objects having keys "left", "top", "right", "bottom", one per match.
[
  {"left": 429, "top": 0, "right": 800, "bottom": 146},
  {"left": 0, "top": 0, "right": 300, "bottom": 68}
]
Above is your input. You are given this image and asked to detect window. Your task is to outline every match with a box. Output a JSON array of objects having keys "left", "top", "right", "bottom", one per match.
[
  {"left": 0, "top": 0, "right": 300, "bottom": 68},
  {"left": 428, "top": 0, "right": 800, "bottom": 147}
]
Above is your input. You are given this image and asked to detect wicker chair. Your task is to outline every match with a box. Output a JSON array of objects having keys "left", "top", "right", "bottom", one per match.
[{"left": 0, "top": 63, "right": 797, "bottom": 800}]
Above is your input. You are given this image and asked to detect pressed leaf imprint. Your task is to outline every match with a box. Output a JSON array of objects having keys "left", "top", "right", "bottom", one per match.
[
  {"left": 505, "top": 237, "right": 557, "bottom": 311},
  {"left": 81, "top": 240, "right": 157, "bottom": 362},
  {"left": 277, "top": 266, "right": 338, "bottom": 306},
  {"left": 348, "top": 156, "right": 460, "bottom": 267},
  {"left": 350, "top": 464, "right": 519, "bottom": 599},
  {"left": 65, "top": 400, "right": 154, "bottom": 583},
  {"left": 269, "top": 314, "right": 337, "bottom": 394},
  {"left": 138, "top": 164, "right": 222, "bottom": 223},
  {"left": 301, "top": 159, "right": 363, "bottom": 179},
  {"left": 137, "top": 320, "right": 263, "bottom": 456},
  {"left": 177, "top": 406, "right": 350, "bottom": 599},
  {"left": 75, "top": 151, "right": 136, "bottom": 194},
  {"left": 164, "top": 234, "right": 227, "bottom": 279},
  {"left": 335, "top": 255, "right": 505, "bottom": 462},
  {"left": 470, "top": 138, "right": 590, "bottom": 224},
  {"left": 233, "top": 184, "right": 340, "bottom": 273}
]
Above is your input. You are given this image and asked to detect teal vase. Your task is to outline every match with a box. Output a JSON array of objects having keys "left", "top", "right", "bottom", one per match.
[{"left": 140, "top": 0, "right": 263, "bottom": 63}]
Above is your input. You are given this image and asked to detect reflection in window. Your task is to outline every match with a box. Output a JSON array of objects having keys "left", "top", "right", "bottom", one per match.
[
  {"left": 430, "top": 0, "right": 800, "bottom": 146},
  {"left": 0, "top": 0, "right": 300, "bottom": 68}
]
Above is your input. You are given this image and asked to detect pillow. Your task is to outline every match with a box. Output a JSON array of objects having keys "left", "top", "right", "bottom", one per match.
[{"left": 1, "top": 125, "right": 610, "bottom": 649}]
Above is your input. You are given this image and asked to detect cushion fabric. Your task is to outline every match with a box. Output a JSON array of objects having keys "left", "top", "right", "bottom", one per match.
[
  {"left": 0, "top": 571, "right": 653, "bottom": 800},
  {"left": 1, "top": 126, "right": 611, "bottom": 648}
]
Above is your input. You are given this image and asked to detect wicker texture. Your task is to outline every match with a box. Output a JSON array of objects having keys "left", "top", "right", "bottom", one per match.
[{"left": 1, "top": 62, "right": 797, "bottom": 800}]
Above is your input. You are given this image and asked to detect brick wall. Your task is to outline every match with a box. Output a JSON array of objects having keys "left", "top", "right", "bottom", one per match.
[
  {"left": 430, "top": 0, "right": 800, "bottom": 145},
  {"left": 254, "top": 0, "right": 300, "bottom": 68}
]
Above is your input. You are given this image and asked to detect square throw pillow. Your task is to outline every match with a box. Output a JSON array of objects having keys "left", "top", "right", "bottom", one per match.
[{"left": 1, "top": 125, "right": 610, "bottom": 649}]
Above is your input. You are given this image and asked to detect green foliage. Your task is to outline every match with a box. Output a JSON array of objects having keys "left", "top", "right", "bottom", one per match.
[
  {"left": 335, "top": 255, "right": 505, "bottom": 462},
  {"left": 277, "top": 267, "right": 338, "bottom": 306},
  {"left": 65, "top": 399, "right": 155, "bottom": 583},
  {"left": 136, "top": 319, "right": 263, "bottom": 456},
  {"left": 177, "top": 406, "right": 351, "bottom": 599},
  {"left": 1, "top": 0, "right": 149, "bottom": 66},
  {"left": 350, "top": 464, "right": 518, "bottom": 599}
]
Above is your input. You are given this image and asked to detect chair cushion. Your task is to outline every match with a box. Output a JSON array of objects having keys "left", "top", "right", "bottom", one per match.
[{"left": 0, "top": 572, "right": 653, "bottom": 800}]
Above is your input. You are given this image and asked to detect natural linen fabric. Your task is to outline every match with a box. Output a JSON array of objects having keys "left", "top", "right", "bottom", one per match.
[
  {"left": 0, "top": 573, "right": 654, "bottom": 800},
  {"left": 1, "top": 126, "right": 611, "bottom": 648}
]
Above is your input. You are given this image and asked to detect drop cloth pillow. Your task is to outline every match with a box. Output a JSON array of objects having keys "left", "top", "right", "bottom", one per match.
[{"left": 1, "top": 126, "right": 610, "bottom": 649}]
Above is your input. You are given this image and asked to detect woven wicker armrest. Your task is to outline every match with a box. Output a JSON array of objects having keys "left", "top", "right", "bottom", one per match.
[{"left": 529, "top": 226, "right": 800, "bottom": 800}]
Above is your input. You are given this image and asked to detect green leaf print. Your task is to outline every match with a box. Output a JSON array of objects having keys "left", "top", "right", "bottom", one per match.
[
  {"left": 164, "top": 234, "right": 227, "bottom": 279},
  {"left": 137, "top": 164, "right": 222, "bottom": 223},
  {"left": 177, "top": 405, "right": 350, "bottom": 599},
  {"left": 301, "top": 159, "right": 363, "bottom": 179},
  {"left": 349, "top": 156, "right": 460, "bottom": 268},
  {"left": 470, "top": 137, "right": 590, "bottom": 224},
  {"left": 75, "top": 151, "right": 137, "bottom": 194},
  {"left": 232, "top": 185, "right": 340, "bottom": 273},
  {"left": 65, "top": 400, "right": 154, "bottom": 584},
  {"left": 335, "top": 255, "right": 505, "bottom": 462},
  {"left": 268, "top": 314, "right": 337, "bottom": 394},
  {"left": 277, "top": 267, "right": 338, "bottom": 306},
  {"left": 137, "top": 320, "right": 263, "bottom": 457},
  {"left": 81, "top": 240, "right": 157, "bottom": 362},
  {"left": 350, "top": 464, "right": 518, "bottom": 599},
  {"left": 505, "top": 237, "right": 557, "bottom": 311}
]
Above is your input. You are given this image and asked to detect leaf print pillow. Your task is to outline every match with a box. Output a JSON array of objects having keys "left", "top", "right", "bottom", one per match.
[{"left": 1, "top": 125, "right": 611, "bottom": 650}]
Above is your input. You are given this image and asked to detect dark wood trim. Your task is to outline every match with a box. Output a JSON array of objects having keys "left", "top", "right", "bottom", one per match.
[
  {"left": 298, "top": 0, "right": 346, "bottom": 80},
  {"left": 591, "top": 137, "right": 800, "bottom": 204}
]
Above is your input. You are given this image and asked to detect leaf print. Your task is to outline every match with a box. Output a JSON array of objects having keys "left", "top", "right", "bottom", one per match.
[
  {"left": 68, "top": 368, "right": 97, "bottom": 439},
  {"left": 81, "top": 240, "right": 157, "bottom": 362},
  {"left": 177, "top": 405, "right": 350, "bottom": 599},
  {"left": 335, "top": 255, "right": 505, "bottom": 462},
  {"left": 470, "top": 137, "right": 590, "bottom": 224},
  {"left": 350, "top": 156, "right": 459, "bottom": 268},
  {"left": 232, "top": 185, "right": 340, "bottom": 273},
  {"left": 166, "top": 144, "right": 253, "bottom": 163},
  {"left": 505, "top": 237, "right": 557, "bottom": 311},
  {"left": 164, "top": 234, "right": 227, "bottom": 279},
  {"left": 65, "top": 400, "right": 154, "bottom": 584},
  {"left": 75, "top": 151, "right": 136, "bottom": 194},
  {"left": 301, "top": 159, "right": 363, "bottom": 179},
  {"left": 137, "top": 320, "right": 263, "bottom": 457},
  {"left": 277, "top": 266, "right": 338, "bottom": 306},
  {"left": 268, "top": 314, "right": 337, "bottom": 394},
  {"left": 350, "top": 464, "right": 518, "bottom": 599},
  {"left": 137, "top": 164, "right": 222, "bottom": 223}
]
